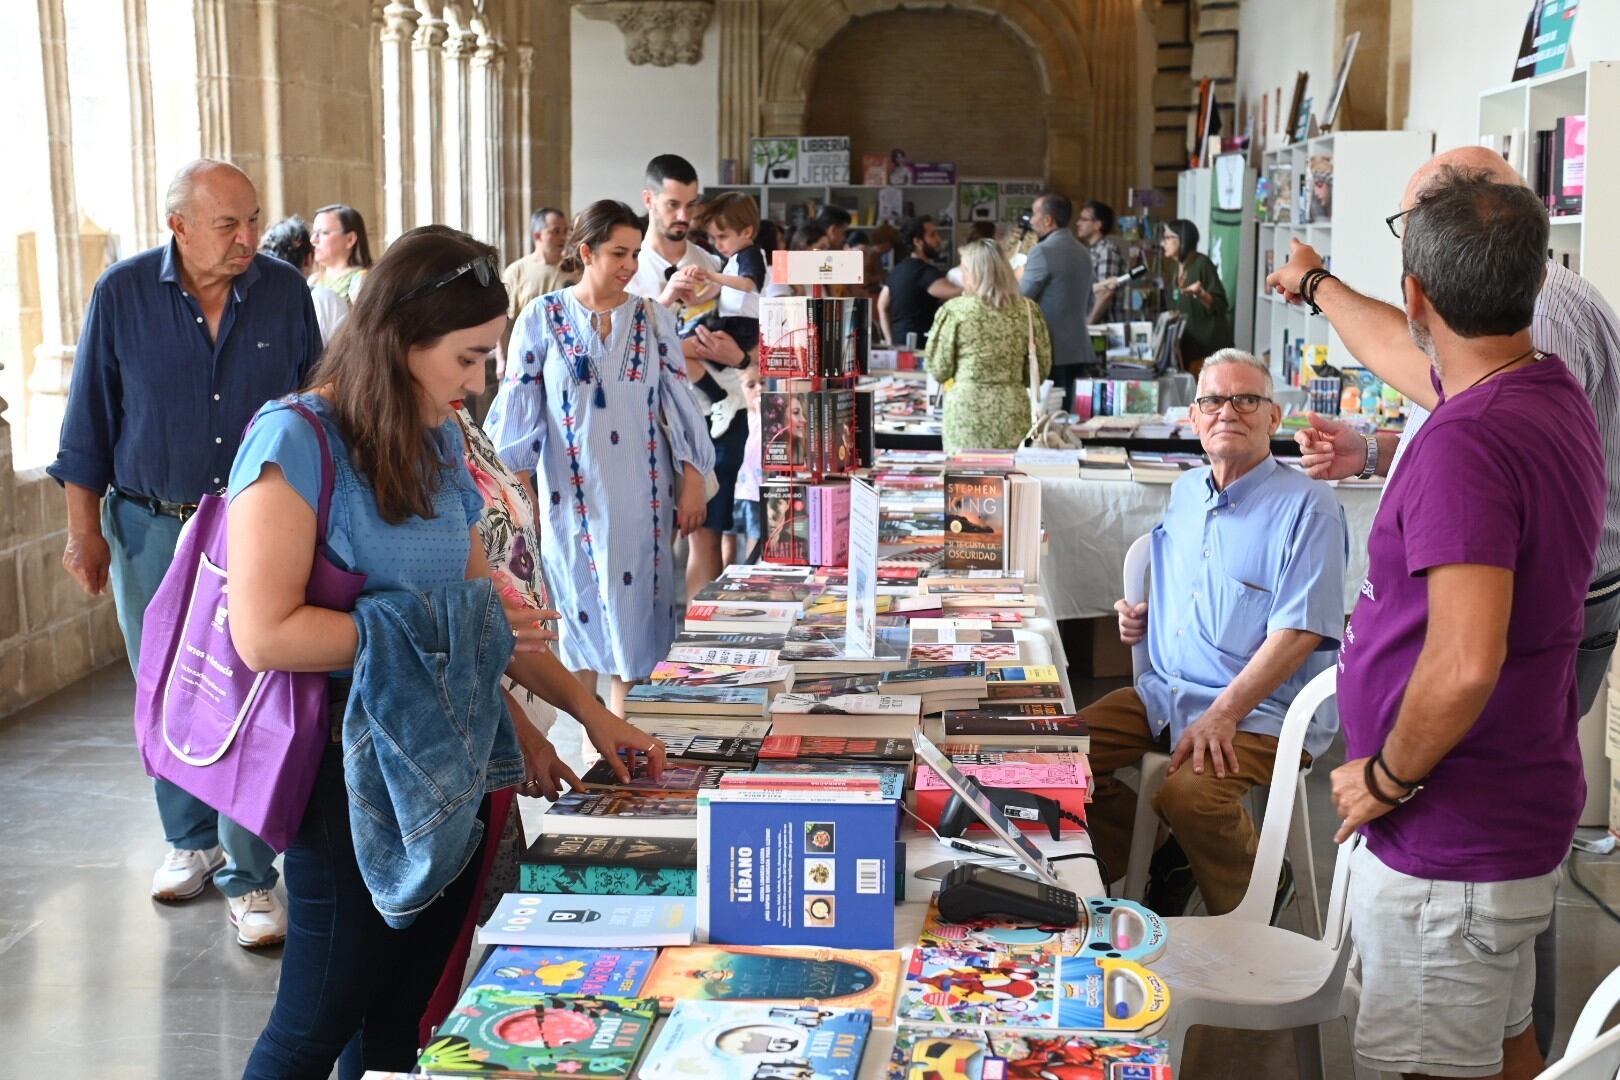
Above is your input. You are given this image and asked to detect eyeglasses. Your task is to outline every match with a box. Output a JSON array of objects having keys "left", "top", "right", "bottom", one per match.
[
  {"left": 1385, "top": 207, "right": 1415, "bottom": 239},
  {"left": 393, "top": 255, "right": 499, "bottom": 309},
  {"left": 1194, "top": 393, "right": 1271, "bottom": 415}
]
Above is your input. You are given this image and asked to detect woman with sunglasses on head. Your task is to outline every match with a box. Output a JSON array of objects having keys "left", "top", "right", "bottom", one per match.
[
  {"left": 485, "top": 200, "right": 714, "bottom": 715},
  {"left": 228, "top": 226, "right": 662, "bottom": 1080}
]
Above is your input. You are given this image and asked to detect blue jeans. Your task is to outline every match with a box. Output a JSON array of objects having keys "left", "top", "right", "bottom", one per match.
[
  {"left": 104, "top": 491, "right": 278, "bottom": 897},
  {"left": 242, "top": 742, "right": 489, "bottom": 1080}
]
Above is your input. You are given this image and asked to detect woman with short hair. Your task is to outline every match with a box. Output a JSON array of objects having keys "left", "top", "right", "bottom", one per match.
[{"left": 924, "top": 238, "right": 1053, "bottom": 453}]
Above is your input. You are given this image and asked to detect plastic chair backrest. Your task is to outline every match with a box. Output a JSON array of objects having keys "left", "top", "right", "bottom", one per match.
[
  {"left": 1538, "top": 1025, "right": 1620, "bottom": 1079},
  {"left": 1123, "top": 533, "right": 1152, "bottom": 680},
  {"left": 1229, "top": 666, "right": 1338, "bottom": 926},
  {"left": 1568, "top": 965, "right": 1620, "bottom": 1056}
]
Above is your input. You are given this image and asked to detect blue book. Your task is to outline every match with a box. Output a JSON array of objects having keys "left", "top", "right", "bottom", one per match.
[
  {"left": 697, "top": 790, "right": 898, "bottom": 950},
  {"left": 470, "top": 945, "right": 658, "bottom": 997},
  {"left": 641, "top": 1001, "right": 872, "bottom": 1080},
  {"left": 475, "top": 893, "right": 696, "bottom": 949}
]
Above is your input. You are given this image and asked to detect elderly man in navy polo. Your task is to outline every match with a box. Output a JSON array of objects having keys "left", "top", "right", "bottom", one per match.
[
  {"left": 1084, "top": 349, "right": 1349, "bottom": 919},
  {"left": 49, "top": 159, "right": 320, "bottom": 948}
]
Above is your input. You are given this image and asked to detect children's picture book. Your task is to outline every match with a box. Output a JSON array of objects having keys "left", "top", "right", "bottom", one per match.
[
  {"left": 519, "top": 834, "right": 697, "bottom": 895},
  {"left": 917, "top": 894, "right": 1168, "bottom": 964},
  {"left": 943, "top": 473, "right": 1008, "bottom": 571},
  {"left": 885, "top": 1026, "right": 1171, "bottom": 1080},
  {"left": 698, "top": 790, "right": 898, "bottom": 949},
  {"left": 640, "top": 945, "right": 904, "bottom": 1023},
  {"left": 419, "top": 992, "right": 659, "bottom": 1079},
  {"left": 899, "top": 950, "right": 1169, "bottom": 1034},
  {"left": 641, "top": 1001, "right": 873, "bottom": 1080},
  {"left": 476, "top": 893, "right": 696, "bottom": 949},
  {"left": 759, "top": 735, "right": 915, "bottom": 762},
  {"left": 539, "top": 791, "right": 699, "bottom": 839},
  {"left": 470, "top": 945, "right": 658, "bottom": 997}
]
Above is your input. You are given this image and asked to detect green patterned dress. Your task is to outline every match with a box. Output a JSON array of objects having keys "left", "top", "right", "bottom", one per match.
[{"left": 924, "top": 295, "right": 1053, "bottom": 453}]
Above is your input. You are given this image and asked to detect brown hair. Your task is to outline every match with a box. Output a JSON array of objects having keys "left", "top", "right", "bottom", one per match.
[
  {"left": 696, "top": 191, "right": 761, "bottom": 237},
  {"left": 304, "top": 226, "right": 507, "bottom": 523},
  {"left": 313, "top": 203, "right": 374, "bottom": 268},
  {"left": 559, "top": 199, "right": 643, "bottom": 274}
]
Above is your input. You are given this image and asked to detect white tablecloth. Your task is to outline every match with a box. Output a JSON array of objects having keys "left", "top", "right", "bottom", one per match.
[{"left": 1038, "top": 476, "right": 1384, "bottom": 620}]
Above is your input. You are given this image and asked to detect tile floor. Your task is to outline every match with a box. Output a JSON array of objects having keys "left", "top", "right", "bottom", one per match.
[{"left": 2, "top": 665, "right": 1618, "bottom": 1079}]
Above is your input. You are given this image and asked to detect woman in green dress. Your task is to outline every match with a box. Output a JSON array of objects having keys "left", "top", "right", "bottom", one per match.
[
  {"left": 924, "top": 239, "right": 1053, "bottom": 453},
  {"left": 1161, "top": 218, "right": 1233, "bottom": 372}
]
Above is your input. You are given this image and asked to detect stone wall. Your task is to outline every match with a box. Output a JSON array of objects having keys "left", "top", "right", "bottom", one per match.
[{"left": 0, "top": 399, "right": 123, "bottom": 718}]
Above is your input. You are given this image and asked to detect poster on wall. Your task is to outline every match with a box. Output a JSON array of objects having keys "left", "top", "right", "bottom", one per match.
[
  {"left": 798, "top": 137, "right": 850, "bottom": 184},
  {"left": 752, "top": 138, "right": 799, "bottom": 184},
  {"left": 1207, "top": 154, "right": 1246, "bottom": 309},
  {"left": 997, "top": 181, "right": 1043, "bottom": 226},
  {"left": 958, "top": 182, "right": 999, "bottom": 224},
  {"left": 1515, "top": 0, "right": 1580, "bottom": 81},
  {"left": 1321, "top": 31, "right": 1360, "bottom": 130}
]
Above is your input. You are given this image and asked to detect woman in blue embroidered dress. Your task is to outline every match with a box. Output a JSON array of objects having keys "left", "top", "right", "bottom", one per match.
[{"left": 485, "top": 200, "right": 714, "bottom": 713}]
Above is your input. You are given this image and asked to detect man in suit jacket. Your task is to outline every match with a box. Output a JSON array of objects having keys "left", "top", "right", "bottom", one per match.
[{"left": 1019, "top": 192, "right": 1094, "bottom": 408}]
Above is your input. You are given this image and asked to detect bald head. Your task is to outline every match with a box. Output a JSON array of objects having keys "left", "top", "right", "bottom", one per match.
[
  {"left": 1401, "top": 146, "right": 1527, "bottom": 210},
  {"left": 165, "top": 158, "right": 256, "bottom": 221},
  {"left": 166, "top": 159, "right": 261, "bottom": 285}
]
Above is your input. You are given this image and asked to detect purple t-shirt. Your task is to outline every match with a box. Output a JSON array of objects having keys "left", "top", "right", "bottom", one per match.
[{"left": 1339, "top": 356, "right": 1603, "bottom": 882}]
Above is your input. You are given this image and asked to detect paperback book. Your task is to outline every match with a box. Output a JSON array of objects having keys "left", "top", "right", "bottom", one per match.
[
  {"left": 984, "top": 664, "right": 1063, "bottom": 699},
  {"left": 470, "top": 945, "right": 658, "bottom": 997},
  {"left": 640, "top": 945, "right": 904, "bottom": 1023},
  {"left": 539, "top": 791, "right": 699, "bottom": 839},
  {"left": 942, "top": 712, "right": 1090, "bottom": 750},
  {"left": 650, "top": 661, "right": 795, "bottom": 689},
  {"left": 768, "top": 693, "right": 922, "bottom": 717},
  {"left": 519, "top": 834, "right": 697, "bottom": 895},
  {"left": 943, "top": 472, "right": 1009, "bottom": 571},
  {"left": 683, "top": 604, "right": 799, "bottom": 633},
  {"left": 576, "top": 759, "right": 739, "bottom": 794},
  {"left": 652, "top": 734, "right": 764, "bottom": 766},
  {"left": 673, "top": 631, "right": 790, "bottom": 651},
  {"left": 624, "top": 684, "right": 769, "bottom": 717},
  {"left": 663, "top": 647, "right": 781, "bottom": 669},
  {"left": 759, "top": 735, "right": 916, "bottom": 762},
  {"left": 750, "top": 761, "right": 909, "bottom": 801},
  {"left": 698, "top": 790, "right": 899, "bottom": 949},
  {"left": 641, "top": 1001, "right": 873, "bottom": 1080},
  {"left": 885, "top": 1026, "right": 1171, "bottom": 1080},
  {"left": 899, "top": 950, "right": 1169, "bottom": 1034},
  {"left": 419, "top": 992, "right": 659, "bottom": 1079}
]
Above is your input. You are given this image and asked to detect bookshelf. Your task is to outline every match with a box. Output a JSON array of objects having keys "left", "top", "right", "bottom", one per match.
[
  {"left": 1252, "top": 130, "right": 1433, "bottom": 383},
  {"left": 1477, "top": 61, "right": 1620, "bottom": 303}
]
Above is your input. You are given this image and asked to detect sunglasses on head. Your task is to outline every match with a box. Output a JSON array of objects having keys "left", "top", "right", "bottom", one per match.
[{"left": 393, "top": 255, "right": 500, "bottom": 309}]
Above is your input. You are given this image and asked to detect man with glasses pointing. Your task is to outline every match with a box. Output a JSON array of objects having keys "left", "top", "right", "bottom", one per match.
[{"left": 1080, "top": 348, "right": 1349, "bottom": 920}]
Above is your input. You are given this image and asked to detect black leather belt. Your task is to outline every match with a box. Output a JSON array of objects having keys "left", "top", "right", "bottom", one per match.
[{"left": 113, "top": 488, "right": 198, "bottom": 521}]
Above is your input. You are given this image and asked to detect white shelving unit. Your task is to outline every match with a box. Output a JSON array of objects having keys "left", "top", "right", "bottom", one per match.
[
  {"left": 1478, "top": 60, "right": 1620, "bottom": 304},
  {"left": 1252, "top": 130, "right": 1433, "bottom": 380},
  {"left": 704, "top": 183, "right": 961, "bottom": 233}
]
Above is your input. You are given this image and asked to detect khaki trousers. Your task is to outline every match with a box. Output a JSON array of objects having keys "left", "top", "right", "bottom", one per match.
[{"left": 1085, "top": 687, "right": 1299, "bottom": 915}]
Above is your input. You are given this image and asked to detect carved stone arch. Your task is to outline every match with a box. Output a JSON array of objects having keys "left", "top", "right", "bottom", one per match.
[{"left": 758, "top": 0, "right": 1094, "bottom": 192}]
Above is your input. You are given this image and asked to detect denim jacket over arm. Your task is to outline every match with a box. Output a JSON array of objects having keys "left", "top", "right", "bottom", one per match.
[{"left": 343, "top": 577, "right": 523, "bottom": 928}]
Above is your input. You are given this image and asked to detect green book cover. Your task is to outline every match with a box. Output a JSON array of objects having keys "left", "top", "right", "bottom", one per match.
[
  {"left": 420, "top": 992, "right": 659, "bottom": 1079},
  {"left": 520, "top": 834, "right": 697, "bottom": 895}
]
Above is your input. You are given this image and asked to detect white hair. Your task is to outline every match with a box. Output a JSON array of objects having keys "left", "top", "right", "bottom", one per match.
[
  {"left": 1197, "top": 348, "right": 1274, "bottom": 396},
  {"left": 164, "top": 158, "right": 251, "bottom": 219}
]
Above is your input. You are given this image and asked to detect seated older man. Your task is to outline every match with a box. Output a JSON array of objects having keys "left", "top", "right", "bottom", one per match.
[{"left": 1087, "top": 348, "right": 1349, "bottom": 917}]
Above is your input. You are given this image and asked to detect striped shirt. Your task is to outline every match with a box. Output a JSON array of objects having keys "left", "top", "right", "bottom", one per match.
[{"left": 1392, "top": 260, "right": 1620, "bottom": 579}]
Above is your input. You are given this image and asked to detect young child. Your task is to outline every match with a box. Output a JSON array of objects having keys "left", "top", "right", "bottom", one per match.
[{"left": 693, "top": 192, "right": 766, "bottom": 354}]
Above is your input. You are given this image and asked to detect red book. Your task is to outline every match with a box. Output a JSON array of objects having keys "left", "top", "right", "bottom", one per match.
[{"left": 913, "top": 759, "right": 1088, "bottom": 833}]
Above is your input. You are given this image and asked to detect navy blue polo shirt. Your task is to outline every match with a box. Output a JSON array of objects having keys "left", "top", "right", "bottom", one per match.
[{"left": 48, "top": 239, "right": 321, "bottom": 503}]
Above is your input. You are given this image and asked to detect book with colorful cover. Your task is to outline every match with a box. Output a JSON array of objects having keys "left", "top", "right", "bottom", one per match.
[
  {"left": 943, "top": 473, "right": 1009, "bottom": 571},
  {"left": 777, "top": 627, "right": 910, "bottom": 671},
  {"left": 985, "top": 664, "right": 1063, "bottom": 699},
  {"left": 539, "top": 791, "right": 699, "bottom": 839},
  {"left": 759, "top": 735, "right": 915, "bottom": 762},
  {"left": 769, "top": 693, "right": 922, "bottom": 717},
  {"left": 885, "top": 1026, "right": 1171, "bottom": 1080},
  {"left": 917, "top": 895, "right": 1168, "bottom": 964},
  {"left": 958, "top": 701, "right": 1068, "bottom": 717},
  {"left": 684, "top": 603, "right": 801, "bottom": 631},
  {"left": 913, "top": 760, "right": 1088, "bottom": 832},
  {"left": 640, "top": 945, "right": 904, "bottom": 1023},
  {"left": 879, "top": 661, "right": 988, "bottom": 693},
  {"left": 653, "top": 734, "right": 763, "bottom": 766},
  {"left": 750, "top": 761, "right": 909, "bottom": 801},
  {"left": 899, "top": 950, "right": 1169, "bottom": 1033},
  {"left": 519, "top": 834, "right": 697, "bottom": 895},
  {"left": 476, "top": 893, "right": 696, "bottom": 949},
  {"left": 641, "top": 1001, "right": 872, "bottom": 1080},
  {"left": 650, "top": 662, "right": 794, "bottom": 689},
  {"left": 624, "top": 684, "right": 769, "bottom": 716},
  {"left": 908, "top": 642, "right": 1021, "bottom": 663},
  {"left": 698, "top": 790, "right": 899, "bottom": 949},
  {"left": 577, "top": 759, "right": 741, "bottom": 794},
  {"left": 419, "top": 992, "right": 659, "bottom": 1079},
  {"left": 470, "top": 945, "right": 658, "bottom": 997}
]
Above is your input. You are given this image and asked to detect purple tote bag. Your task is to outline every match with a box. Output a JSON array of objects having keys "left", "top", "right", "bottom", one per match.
[{"left": 134, "top": 402, "right": 366, "bottom": 852}]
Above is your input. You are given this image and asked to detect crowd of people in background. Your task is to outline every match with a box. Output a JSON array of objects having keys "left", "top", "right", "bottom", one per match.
[{"left": 43, "top": 142, "right": 1620, "bottom": 1080}]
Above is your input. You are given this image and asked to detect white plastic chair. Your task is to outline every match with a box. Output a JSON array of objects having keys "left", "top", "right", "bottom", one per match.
[
  {"left": 1552, "top": 964, "right": 1620, "bottom": 1078},
  {"left": 1116, "top": 532, "right": 1322, "bottom": 937},
  {"left": 1149, "top": 667, "right": 1371, "bottom": 1079}
]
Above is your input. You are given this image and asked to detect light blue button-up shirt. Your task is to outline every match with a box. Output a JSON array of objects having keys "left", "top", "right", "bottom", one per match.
[{"left": 1137, "top": 455, "right": 1349, "bottom": 758}]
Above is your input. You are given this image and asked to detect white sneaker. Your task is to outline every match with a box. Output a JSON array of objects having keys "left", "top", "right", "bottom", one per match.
[
  {"left": 227, "top": 888, "right": 288, "bottom": 948},
  {"left": 151, "top": 845, "right": 225, "bottom": 901}
]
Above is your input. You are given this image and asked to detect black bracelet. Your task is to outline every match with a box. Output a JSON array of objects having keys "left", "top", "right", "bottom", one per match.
[
  {"left": 1299, "top": 268, "right": 1335, "bottom": 315},
  {"left": 1375, "top": 749, "right": 1424, "bottom": 791},
  {"left": 1364, "top": 755, "right": 1404, "bottom": 807}
]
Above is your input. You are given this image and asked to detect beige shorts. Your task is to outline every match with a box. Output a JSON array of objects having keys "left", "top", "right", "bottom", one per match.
[{"left": 1349, "top": 841, "right": 1558, "bottom": 1078}]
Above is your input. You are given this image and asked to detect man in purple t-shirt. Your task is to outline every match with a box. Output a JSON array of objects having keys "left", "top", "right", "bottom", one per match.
[{"left": 1332, "top": 170, "right": 1603, "bottom": 1079}]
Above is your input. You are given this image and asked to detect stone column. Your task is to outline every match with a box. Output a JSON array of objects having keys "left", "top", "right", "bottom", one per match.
[
  {"left": 411, "top": 5, "right": 447, "bottom": 228},
  {"left": 512, "top": 41, "right": 534, "bottom": 258},
  {"left": 470, "top": 24, "right": 505, "bottom": 247},
  {"left": 441, "top": 20, "right": 475, "bottom": 231},
  {"left": 124, "top": 0, "right": 161, "bottom": 250},
  {"left": 32, "top": 0, "right": 83, "bottom": 420},
  {"left": 380, "top": 2, "right": 419, "bottom": 240},
  {"left": 194, "top": 0, "right": 231, "bottom": 158},
  {"left": 716, "top": 0, "right": 759, "bottom": 176}
]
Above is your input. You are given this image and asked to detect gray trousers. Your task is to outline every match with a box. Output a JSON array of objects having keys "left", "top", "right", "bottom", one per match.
[{"left": 1534, "top": 579, "right": 1620, "bottom": 1056}]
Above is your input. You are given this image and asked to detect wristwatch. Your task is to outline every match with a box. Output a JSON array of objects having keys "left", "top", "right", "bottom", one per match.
[{"left": 1356, "top": 434, "right": 1379, "bottom": 480}]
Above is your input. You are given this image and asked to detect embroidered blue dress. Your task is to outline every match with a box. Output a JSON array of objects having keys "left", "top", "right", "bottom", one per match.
[{"left": 484, "top": 289, "right": 715, "bottom": 680}]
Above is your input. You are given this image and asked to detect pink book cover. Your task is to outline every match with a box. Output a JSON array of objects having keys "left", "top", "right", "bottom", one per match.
[
  {"left": 913, "top": 760, "right": 1088, "bottom": 792},
  {"left": 820, "top": 485, "right": 851, "bottom": 566},
  {"left": 1562, "top": 115, "right": 1587, "bottom": 201}
]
